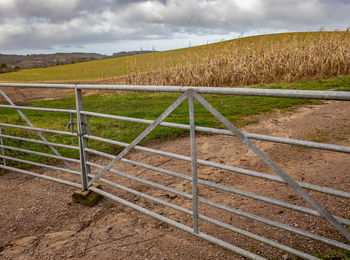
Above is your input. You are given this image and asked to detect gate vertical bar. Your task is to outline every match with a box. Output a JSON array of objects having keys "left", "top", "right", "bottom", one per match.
[
  {"left": 0, "top": 127, "right": 6, "bottom": 166},
  {"left": 188, "top": 89, "right": 199, "bottom": 233},
  {"left": 75, "top": 88, "right": 91, "bottom": 190}
]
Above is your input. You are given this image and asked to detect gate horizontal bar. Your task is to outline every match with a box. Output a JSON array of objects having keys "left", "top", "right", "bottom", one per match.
[
  {"left": 87, "top": 92, "right": 188, "bottom": 186},
  {"left": 87, "top": 160, "right": 350, "bottom": 251},
  {"left": 86, "top": 135, "right": 350, "bottom": 199},
  {"left": 0, "top": 134, "right": 79, "bottom": 150},
  {"left": 1, "top": 83, "right": 350, "bottom": 100},
  {"left": 0, "top": 154, "right": 81, "bottom": 176},
  {"left": 87, "top": 161, "right": 191, "bottom": 199},
  {"left": 86, "top": 148, "right": 350, "bottom": 226},
  {"left": 0, "top": 144, "right": 80, "bottom": 163},
  {"left": 246, "top": 132, "right": 350, "bottom": 153},
  {"left": 97, "top": 176, "right": 317, "bottom": 259},
  {"left": 0, "top": 164, "right": 81, "bottom": 188},
  {"left": 195, "top": 91, "right": 350, "bottom": 240},
  {"left": 198, "top": 197, "right": 350, "bottom": 251},
  {"left": 88, "top": 186, "right": 265, "bottom": 260},
  {"left": 197, "top": 215, "right": 318, "bottom": 260},
  {"left": 81, "top": 111, "right": 350, "bottom": 154},
  {"left": 2, "top": 83, "right": 349, "bottom": 257},
  {"left": 0, "top": 123, "right": 76, "bottom": 136},
  {"left": 0, "top": 88, "right": 75, "bottom": 171}
]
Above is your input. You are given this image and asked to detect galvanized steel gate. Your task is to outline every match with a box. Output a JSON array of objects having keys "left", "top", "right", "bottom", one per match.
[{"left": 0, "top": 83, "right": 350, "bottom": 259}]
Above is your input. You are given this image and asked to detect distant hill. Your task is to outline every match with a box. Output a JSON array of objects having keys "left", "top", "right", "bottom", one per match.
[
  {"left": 0, "top": 53, "right": 106, "bottom": 72},
  {"left": 0, "top": 51, "right": 155, "bottom": 73},
  {"left": 112, "top": 50, "right": 155, "bottom": 58}
]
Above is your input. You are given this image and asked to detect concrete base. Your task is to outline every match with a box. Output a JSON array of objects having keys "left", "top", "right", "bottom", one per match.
[{"left": 72, "top": 183, "right": 103, "bottom": 207}]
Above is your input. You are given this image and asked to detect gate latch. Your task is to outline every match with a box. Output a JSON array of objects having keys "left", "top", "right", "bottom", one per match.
[
  {"left": 68, "top": 113, "right": 91, "bottom": 135},
  {"left": 67, "top": 113, "right": 77, "bottom": 134}
]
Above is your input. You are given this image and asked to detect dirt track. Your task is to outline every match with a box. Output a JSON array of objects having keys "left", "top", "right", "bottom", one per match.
[
  {"left": 0, "top": 87, "right": 74, "bottom": 104},
  {"left": 0, "top": 78, "right": 125, "bottom": 104},
  {"left": 0, "top": 100, "right": 349, "bottom": 259}
]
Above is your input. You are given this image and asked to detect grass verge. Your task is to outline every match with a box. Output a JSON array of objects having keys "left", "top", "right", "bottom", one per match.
[
  {"left": 0, "top": 90, "right": 316, "bottom": 169},
  {"left": 1, "top": 75, "right": 349, "bottom": 170}
]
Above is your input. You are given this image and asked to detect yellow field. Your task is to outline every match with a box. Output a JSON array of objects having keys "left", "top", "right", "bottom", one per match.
[
  {"left": 0, "top": 31, "right": 349, "bottom": 85},
  {"left": 127, "top": 31, "right": 350, "bottom": 87}
]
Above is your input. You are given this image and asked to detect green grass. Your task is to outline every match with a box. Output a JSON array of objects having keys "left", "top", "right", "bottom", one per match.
[
  {"left": 315, "top": 248, "right": 350, "bottom": 260},
  {"left": 1, "top": 75, "right": 350, "bottom": 170},
  {"left": 0, "top": 90, "right": 315, "bottom": 169},
  {"left": 0, "top": 31, "right": 348, "bottom": 83},
  {"left": 252, "top": 76, "right": 350, "bottom": 91}
]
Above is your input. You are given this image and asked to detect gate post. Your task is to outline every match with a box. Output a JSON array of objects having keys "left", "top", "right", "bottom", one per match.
[
  {"left": 0, "top": 127, "right": 6, "bottom": 166},
  {"left": 188, "top": 89, "right": 199, "bottom": 234},
  {"left": 75, "top": 88, "right": 91, "bottom": 190}
]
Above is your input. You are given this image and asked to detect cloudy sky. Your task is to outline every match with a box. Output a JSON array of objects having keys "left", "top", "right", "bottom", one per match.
[{"left": 0, "top": 0, "right": 349, "bottom": 55}]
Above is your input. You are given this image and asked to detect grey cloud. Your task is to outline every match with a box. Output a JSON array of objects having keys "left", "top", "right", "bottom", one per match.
[
  {"left": 0, "top": 0, "right": 142, "bottom": 21},
  {"left": 0, "top": 0, "right": 349, "bottom": 52},
  {"left": 320, "top": 0, "right": 350, "bottom": 4},
  {"left": 115, "top": 0, "right": 350, "bottom": 35}
]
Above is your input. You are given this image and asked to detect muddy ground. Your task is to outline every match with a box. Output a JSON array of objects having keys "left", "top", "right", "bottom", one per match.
[{"left": 0, "top": 100, "right": 349, "bottom": 259}]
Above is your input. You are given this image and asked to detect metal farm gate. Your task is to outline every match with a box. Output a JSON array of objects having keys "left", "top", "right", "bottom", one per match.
[{"left": 0, "top": 83, "right": 349, "bottom": 259}]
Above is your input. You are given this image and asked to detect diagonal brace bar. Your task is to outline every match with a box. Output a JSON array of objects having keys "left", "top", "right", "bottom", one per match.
[
  {"left": 194, "top": 92, "right": 350, "bottom": 241},
  {"left": 0, "top": 89, "right": 74, "bottom": 171},
  {"left": 88, "top": 93, "right": 188, "bottom": 186}
]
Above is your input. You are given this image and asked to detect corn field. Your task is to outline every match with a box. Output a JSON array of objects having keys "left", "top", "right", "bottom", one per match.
[{"left": 126, "top": 31, "right": 350, "bottom": 87}]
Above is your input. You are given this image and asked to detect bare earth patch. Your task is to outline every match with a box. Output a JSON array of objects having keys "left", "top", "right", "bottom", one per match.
[
  {"left": 0, "top": 100, "right": 349, "bottom": 259},
  {"left": 0, "top": 87, "right": 74, "bottom": 104}
]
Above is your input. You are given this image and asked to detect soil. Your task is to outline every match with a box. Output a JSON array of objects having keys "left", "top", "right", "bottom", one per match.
[
  {"left": 0, "top": 87, "right": 74, "bottom": 104},
  {"left": 0, "top": 100, "right": 349, "bottom": 259},
  {"left": 0, "top": 78, "right": 125, "bottom": 105}
]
